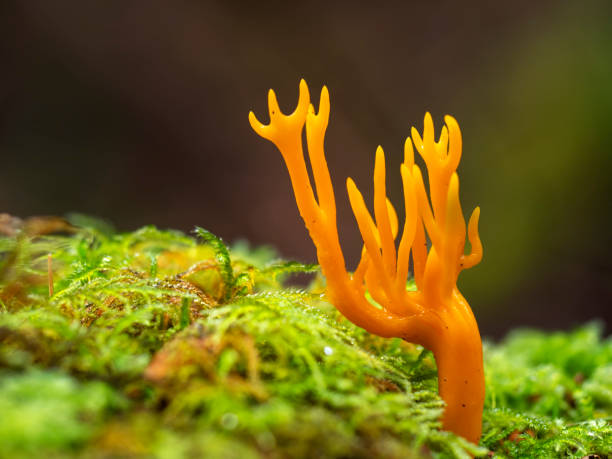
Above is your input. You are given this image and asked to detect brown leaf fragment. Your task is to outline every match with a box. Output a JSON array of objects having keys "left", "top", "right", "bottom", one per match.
[
  {"left": 0, "top": 214, "right": 23, "bottom": 236},
  {"left": 506, "top": 429, "right": 535, "bottom": 443}
]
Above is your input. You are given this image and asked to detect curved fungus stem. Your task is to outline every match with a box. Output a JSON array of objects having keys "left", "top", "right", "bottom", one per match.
[{"left": 249, "top": 80, "right": 484, "bottom": 445}]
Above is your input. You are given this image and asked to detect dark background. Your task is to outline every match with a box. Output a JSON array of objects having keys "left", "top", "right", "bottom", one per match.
[{"left": 1, "top": 1, "right": 610, "bottom": 338}]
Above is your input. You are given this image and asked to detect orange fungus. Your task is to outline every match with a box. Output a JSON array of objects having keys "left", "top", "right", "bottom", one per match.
[{"left": 249, "top": 80, "right": 484, "bottom": 444}]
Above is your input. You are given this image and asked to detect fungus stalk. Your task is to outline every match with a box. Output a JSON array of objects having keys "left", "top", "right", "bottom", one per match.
[{"left": 249, "top": 80, "right": 484, "bottom": 444}]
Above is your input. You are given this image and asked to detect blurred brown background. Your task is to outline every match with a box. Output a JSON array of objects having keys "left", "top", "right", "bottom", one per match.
[{"left": 1, "top": 1, "right": 610, "bottom": 337}]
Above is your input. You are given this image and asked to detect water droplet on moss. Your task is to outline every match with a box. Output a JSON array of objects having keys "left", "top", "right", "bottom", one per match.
[{"left": 220, "top": 412, "right": 238, "bottom": 430}]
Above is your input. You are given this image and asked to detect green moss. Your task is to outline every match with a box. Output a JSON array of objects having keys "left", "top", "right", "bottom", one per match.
[
  {"left": 0, "top": 370, "right": 124, "bottom": 457},
  {"left": 482, "top": 324, "right": 612, "bottom": 457},
  {"left": 0, "top": 220, "right": 609, "bottom": 458}
]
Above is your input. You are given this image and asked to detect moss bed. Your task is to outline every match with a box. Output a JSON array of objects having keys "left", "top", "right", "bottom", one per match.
[{"left": 0, "top": 216, "right": 610, "bottom": 458}]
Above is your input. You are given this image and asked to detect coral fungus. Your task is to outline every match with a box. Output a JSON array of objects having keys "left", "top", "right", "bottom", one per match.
[{"left": 249, "top": 80, "right": 484, "bottom": 444}]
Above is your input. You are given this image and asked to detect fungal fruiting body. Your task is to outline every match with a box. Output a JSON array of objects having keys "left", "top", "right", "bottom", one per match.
[{"left": 249, "top": 80, "right": 484, "bottom": 444}]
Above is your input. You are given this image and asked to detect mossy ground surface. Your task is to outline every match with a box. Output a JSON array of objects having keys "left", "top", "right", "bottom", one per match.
[{"left": 0, "top": 217, "right": 610, "bottom": 458}]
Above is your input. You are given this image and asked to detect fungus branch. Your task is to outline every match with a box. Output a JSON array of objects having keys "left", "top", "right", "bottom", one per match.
[{"left": 249, "top": 80, "right": 485, "bottom": 445}]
